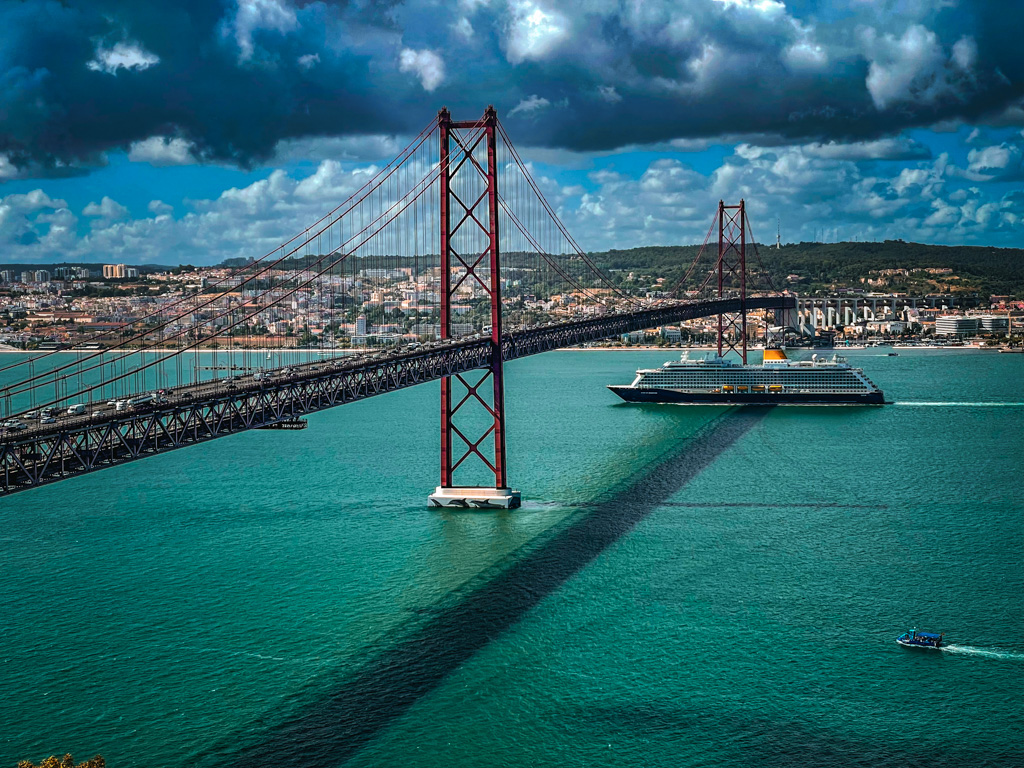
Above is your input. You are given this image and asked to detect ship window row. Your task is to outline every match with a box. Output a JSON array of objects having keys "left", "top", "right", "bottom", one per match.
[
  {"left": 644, "top": 371, "right": 862, "bottom": 376},
  {"left": 639, "top": 385, "right": 866, "bottom": 390},
  {"left": 639, "top": 382, "right": 867, "bottom": 389},
  {"left": 639, "top": 382, "right": 865, "bottom": 387},
  {"left": 642, "top": 377, "right": 866, "bottom": 385}
]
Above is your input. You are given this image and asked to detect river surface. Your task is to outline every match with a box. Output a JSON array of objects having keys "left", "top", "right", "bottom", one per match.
[{"left": 1, "top": 349, "right": 1022, "bottom": 767}]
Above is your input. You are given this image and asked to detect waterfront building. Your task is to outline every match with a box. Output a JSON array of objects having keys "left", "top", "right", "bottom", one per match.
[
  {"left": 660, "top": 326, "right": 682, "bottom": 342},
  {"left": 411, "top": 323, "right": 440, "bottom": 338},
  {"left": 935, "top": 316, "right": 979, "bottom": 336},
  {"left": 977, "top": 315, "right": 1010, "bottom": 334},
  {"left": 866, "top": 320, "right": 908, "bottom": 334}
]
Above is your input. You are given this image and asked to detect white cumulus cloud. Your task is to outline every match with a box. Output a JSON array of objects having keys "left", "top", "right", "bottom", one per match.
[
  {"left": 128, "top": 136, "right": 197, "bottom": 166},
  {"left": 0, "top": 191, "right": 74, "bottom": 252},
  {"left": 966, "top": 143, "right": 1024, "bottom": 180},
  {"left": 86, "top": 42, "right": 160, "bottom": 75},
  {"left": 398, "top": 48, "right": 445, "bottom": 91},
  {"left": 83, "top": 196, "right": 129, "bottom": 219},
  {"left": 451, "top": 17, "right": 474, "bottom": 40},
  {"left": 951, "top": 36, "right": 977, "bottom": 71},
  {"left": 863, "top": 26, "right": 977, "bottom": 110},
  {"left": 0, "top": 155, "right": 21, "bottom": 181},
  {"left": 505, "top": 1, "right": 567, "bottom": 64},
  {"left": 714, "top": 0, "right": 786, "bottom": 14},
  {"left": 228, "top": 0, "right": 298, "bottom": 61},
  {"left": 784, "top": 41, "right": 828, "bottom": 72},
  {"left": 508, "top": 95, "right": 551, "bottom": 116},
  {"left": 801, "top": 137, "right": 931, "bottom": 161}
]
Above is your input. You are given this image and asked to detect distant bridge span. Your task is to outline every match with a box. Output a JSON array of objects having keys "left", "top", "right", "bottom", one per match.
[{"left": 0, "top": 296, "right": 792, "bottom": 497}]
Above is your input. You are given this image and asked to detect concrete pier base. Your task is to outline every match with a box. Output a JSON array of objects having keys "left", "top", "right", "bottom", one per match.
[{"left": 427, "top": 486, "right": 522, "bottom": 509}]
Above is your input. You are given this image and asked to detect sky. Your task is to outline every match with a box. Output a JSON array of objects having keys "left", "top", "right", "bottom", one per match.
[{"left": 1, "top": 0, "right": 1023, "bottom": 265}]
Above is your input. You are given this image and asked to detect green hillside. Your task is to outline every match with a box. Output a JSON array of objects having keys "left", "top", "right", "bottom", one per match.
[{"left": 587, "top": 241, "right": 1024, "bottom": 298}]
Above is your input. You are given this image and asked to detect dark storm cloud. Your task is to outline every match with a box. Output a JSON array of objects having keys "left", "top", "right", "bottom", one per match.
[
  {"left": 1, "top": 0, "right": 1023, "bottom": 178},
  {"left": 0, "top": 0, "right": 408, "bottom": 171},
  {"left": 491, "top": 0, "right": 1024, "bottom": 149}
]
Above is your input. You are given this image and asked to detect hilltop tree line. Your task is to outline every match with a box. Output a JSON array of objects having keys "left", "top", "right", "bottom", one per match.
[
  {"left": 222, "top": 240, "right": 1024, "bottom": 298},
  {"left": 586, "top": 241, "right": 1024, "bottom": 298}
]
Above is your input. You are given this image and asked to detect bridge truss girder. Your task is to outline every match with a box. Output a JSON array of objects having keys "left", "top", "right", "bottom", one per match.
[{"left": 0, "top": 297, "right": 793, "bottom": 497}]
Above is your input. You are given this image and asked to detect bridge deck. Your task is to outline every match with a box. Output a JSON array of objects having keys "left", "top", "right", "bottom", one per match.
[{"left": 0, "top": 297, "right": 792, "bottom": 495}]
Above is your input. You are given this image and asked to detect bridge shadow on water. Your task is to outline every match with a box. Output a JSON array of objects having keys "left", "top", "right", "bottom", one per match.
[{"left": 231, "top": 407, "right": 772, "bottom": 767}]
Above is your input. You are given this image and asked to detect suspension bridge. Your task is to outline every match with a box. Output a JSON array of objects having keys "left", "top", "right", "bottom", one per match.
[{"left": 0, "top": 107, "right": 793, "bottom": 503}]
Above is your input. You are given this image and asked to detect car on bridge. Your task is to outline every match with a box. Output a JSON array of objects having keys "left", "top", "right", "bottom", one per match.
[{"left": 126, "top": 393, "right": 160, "bottom": 408}]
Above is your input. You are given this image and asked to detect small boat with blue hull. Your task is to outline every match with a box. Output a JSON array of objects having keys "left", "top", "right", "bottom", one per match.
[{"left": 897, "top": 630, "right": 944, "bottom": 649}]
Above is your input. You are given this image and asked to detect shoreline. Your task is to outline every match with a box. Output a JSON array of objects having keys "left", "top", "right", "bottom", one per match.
[
  {"left": 0, "top": 344, "right": 1006, "bottom": 354},
  {"left": 561, "top": 345, "right": 1004, "bottom": 352}
]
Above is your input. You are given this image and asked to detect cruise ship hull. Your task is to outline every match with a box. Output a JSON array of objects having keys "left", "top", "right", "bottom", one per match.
[{"left": 608, "top": 386, "right": 886, "bottom": 406}]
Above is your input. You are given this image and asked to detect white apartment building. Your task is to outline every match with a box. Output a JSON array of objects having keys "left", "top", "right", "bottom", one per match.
[
  {"left": 977, "top": 315, "right": 1010, "bottom": 333},
  {"left": 102, "top": 264, "right": 138, "bottom": 279},
  {"left": 935, "top": 316, "right": 979, "bottom": 336}
]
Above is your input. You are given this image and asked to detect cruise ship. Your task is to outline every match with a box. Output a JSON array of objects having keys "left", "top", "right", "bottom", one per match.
[{"left": 608, "top": 348, "right": 886, "bottom": 405}]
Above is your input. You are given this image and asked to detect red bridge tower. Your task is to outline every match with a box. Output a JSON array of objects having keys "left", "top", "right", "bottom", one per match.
[
  {"left": 428, "top": 107, "right": 521, "bottom": 509},
  {"left": 715, "top": 199, "right": 748, "bottom": 363}
]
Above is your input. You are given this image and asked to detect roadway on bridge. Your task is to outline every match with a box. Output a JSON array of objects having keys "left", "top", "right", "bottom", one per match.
[{"left": 3, "top": 296, "right": 793, "bottom": 441}]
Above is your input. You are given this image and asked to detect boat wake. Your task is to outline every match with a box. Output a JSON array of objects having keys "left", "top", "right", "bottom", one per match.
[
  {"left": 943, "top": 644, "right": 1024, "bottom": 660},
  {"left": 894, "top": 401, "right": 1024, "bottom": 407}
]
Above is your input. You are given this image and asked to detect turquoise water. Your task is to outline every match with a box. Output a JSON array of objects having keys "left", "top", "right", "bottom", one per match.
[{"left": 2, "top": 349, "right": 1022, "bottom": 766}]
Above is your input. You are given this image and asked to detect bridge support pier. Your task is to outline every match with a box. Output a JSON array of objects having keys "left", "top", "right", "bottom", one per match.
[
  {"left": 428, "top": 486, "right": 521, "bottom": 509},
  {"left": 429, "top": 105, "right": 520, "bottom": 510}
]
